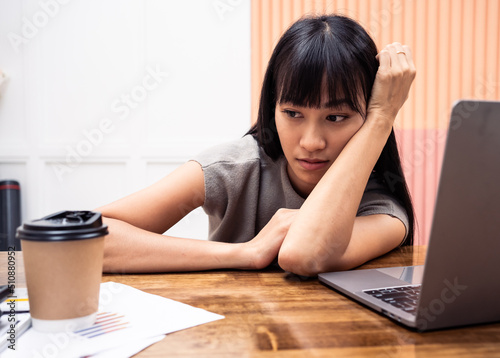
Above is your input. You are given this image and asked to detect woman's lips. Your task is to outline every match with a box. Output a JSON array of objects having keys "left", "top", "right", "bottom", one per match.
[{"left": 297, "top": 158, "right": 329, "bottom": 171}]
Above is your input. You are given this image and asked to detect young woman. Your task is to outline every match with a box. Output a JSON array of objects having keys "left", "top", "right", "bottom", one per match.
[{"left": 99, "top": 14, "right": 416, "bottom": 277}]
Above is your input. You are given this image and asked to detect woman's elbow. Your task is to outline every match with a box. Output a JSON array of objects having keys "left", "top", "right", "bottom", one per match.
[
  {"left": 278, "top": 246, "right": 325, "bottom": 277},
  {"left": 278, "top": 246, "right": 353, "bottom": 276}
]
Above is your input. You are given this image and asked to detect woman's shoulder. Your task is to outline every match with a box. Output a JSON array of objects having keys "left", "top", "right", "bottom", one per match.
[{"left": 192, "top": 135, "right": 265, "bottom": 167}]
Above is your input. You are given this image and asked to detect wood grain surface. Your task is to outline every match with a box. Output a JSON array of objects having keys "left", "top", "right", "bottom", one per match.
[{"left": 3, "top": 246, "right": 500, "bottom": 357}]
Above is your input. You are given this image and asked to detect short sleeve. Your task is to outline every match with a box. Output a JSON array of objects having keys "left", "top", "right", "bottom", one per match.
[
  {"left": 357, "top": 174, "right": 410, "bottom": 242},
  {"left": 190, "top": 136, "right": 263, "bottom": 243}
]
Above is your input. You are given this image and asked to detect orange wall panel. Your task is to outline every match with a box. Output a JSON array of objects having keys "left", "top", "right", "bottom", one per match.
[{"left": 251, "top": 0, "right": 500, "bottom": 245}]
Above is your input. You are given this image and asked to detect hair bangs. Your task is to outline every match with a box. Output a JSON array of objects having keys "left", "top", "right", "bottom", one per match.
[{"left": 275, "top": 29, "right": 368, "bottom": 115}]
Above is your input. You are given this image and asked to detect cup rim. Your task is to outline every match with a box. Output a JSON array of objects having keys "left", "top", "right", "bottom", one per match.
[{"left": 16, "top": 210, "right": 108, "bottom": 241}]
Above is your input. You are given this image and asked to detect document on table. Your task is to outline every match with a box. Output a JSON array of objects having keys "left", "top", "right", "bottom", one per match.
[{"left": 3, "top": 282, "right": 224, "bottom": 357}]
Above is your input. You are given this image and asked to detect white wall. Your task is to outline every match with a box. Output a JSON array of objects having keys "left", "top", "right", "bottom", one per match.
[{"left": 0, "top": 0, "right": 251, "bottom": 240}]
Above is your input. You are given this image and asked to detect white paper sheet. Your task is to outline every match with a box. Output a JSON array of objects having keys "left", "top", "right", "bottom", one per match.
[{"left": 3, "top": 282, "right": 224, "bottom": 357}]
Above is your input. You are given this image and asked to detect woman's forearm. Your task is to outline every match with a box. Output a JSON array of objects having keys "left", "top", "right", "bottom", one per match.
[{"left": 102, "top": 217, "right": 250, "bottom": 273}]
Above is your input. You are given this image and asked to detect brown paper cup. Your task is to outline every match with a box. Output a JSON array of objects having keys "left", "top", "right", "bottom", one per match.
[
  {"left": 22, "top": 237, "right": 104, "bottom": 331},
  {"left": 17, "top": 211, "right": 108, "bottom": 332}
]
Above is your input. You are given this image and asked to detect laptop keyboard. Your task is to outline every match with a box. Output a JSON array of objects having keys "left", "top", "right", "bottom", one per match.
[{"left": 363, "top": 285, "right": 421, "bottom": 315}]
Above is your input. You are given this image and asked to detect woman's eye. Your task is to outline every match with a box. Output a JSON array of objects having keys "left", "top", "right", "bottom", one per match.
[
  {"left": 326, "top": 115, "right": 347, "bottom": 122},
  {"left": 282, "top": 110, "right": 304, "bottom": 118}
]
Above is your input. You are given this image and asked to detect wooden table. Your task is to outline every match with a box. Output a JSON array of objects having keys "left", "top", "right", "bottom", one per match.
[{"left": 3, "top": 246, "right": 500, "bottom": 357}]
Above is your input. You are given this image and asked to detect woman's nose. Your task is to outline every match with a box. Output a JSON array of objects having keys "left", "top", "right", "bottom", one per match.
[{"left": 299, "top": 125, "right": 326, "bottom": 152}]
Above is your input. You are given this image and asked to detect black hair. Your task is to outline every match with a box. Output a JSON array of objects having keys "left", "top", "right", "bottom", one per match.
[{"left": 247, "top": 14, "right": 414, "bottom": 246}]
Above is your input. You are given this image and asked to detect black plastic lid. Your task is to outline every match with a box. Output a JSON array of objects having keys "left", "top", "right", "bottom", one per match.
[{"left": 16, "top": 211, "right": 109, "bottom": 241}]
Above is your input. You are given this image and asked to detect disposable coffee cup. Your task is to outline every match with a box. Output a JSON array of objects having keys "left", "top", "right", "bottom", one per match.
[{"left": 16, "top": 210, "right": 108, "bottom": 332}]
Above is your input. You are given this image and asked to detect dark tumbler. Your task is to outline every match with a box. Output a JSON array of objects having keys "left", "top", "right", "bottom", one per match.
[{"left": 0, "top": 180, "right": 22, "bottom": 251}]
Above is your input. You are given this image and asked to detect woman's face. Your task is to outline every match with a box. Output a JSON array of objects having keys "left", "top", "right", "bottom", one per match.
[{"left": 275, "top": 94, "right": 365, "bottom": 197}]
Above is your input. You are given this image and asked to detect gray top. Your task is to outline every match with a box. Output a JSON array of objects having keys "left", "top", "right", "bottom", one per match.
[{"left": 192, "top": 135, "right": 408, "bottom": 243}]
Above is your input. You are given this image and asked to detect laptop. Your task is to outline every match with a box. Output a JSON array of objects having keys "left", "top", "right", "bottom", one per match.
[{"left": 319, "top": 100, "right": 500, "bottom": 331}]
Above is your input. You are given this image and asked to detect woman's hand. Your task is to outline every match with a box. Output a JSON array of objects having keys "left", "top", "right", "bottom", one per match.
[
  {"left": 367, "top": 42, "right": 416, "bottom": 124},
  {"left": 241, "top": 208, "right": 298, "bottom": 270}
]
